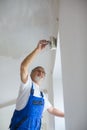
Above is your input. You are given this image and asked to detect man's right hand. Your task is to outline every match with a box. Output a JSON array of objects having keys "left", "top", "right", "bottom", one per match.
[{"left": 36, "top": 40, "right": 48, "bottom": 51}]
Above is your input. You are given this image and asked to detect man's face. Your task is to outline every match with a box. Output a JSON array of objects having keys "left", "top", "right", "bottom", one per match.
[{"left": 31, "top": 67, "right": 46, "bottom": 84}]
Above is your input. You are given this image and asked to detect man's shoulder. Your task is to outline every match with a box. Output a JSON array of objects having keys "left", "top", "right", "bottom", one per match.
[{"left": 20, "top": 74, "right": 32, "bottom": 88}]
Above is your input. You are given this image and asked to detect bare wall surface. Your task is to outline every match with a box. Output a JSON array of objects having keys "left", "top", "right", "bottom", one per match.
[
  {"left": 0, "top": 0, "right": 59, "bottom": 130},
  {"left": 0, "top": 0, "right": 58, "bottom": 58},
  {"left": 53, "top": 34, "right": 65, "bottom": 130},
  {"left": 59, "top": 0, "right": 87, "bottom": 130}
]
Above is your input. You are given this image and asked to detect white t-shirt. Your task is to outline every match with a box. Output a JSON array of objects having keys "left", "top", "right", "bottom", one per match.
[{"left": 16, "top": 75, "right": 52, "bottom": 112}]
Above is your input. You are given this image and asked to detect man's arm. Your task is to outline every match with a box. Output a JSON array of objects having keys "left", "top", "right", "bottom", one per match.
[
  {"left": 47, "top": 106, "right": 64, "bottom": 117},
  {"left": 20, "top": 40, "right": 48, "bottom": 83}
]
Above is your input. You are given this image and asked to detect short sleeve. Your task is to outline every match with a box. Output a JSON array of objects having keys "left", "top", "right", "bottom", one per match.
[
  {"left": 44, "top": 94, "right": 52, "bottom": 112},
  {"left": 16, "top": 74, "right": 32, "bottom": 110},
  {"left": 20, "top": 74, "right": 32, "bottom": 89}
]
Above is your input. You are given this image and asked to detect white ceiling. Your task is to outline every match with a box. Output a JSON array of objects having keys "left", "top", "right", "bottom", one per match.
[
  {"left": 0, "top": 0, "right": 58, "bottom": 59},
  {"left": 0, "top": 0, "right": 60, "bottom": 109}
]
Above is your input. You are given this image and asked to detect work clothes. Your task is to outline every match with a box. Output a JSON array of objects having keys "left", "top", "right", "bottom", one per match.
[{"left": 9, "top": 83, "right": 44, "bottom": 130}]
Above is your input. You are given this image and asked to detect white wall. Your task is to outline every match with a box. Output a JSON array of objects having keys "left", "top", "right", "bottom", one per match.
[
  {"left": 0, "top": 57, "right": 20, "bottom": 130},
  {"left": 0, "top": 1, "right": 60, "bottom": 130},
  {"left": 0, "top": 53, "right": 55, "bottom": 130},
  {"left": 53, "top": 34, "right": 65, "bottom": 130},
  {"left": 59, "top": 0, "right": 87, "bottom": 130}
]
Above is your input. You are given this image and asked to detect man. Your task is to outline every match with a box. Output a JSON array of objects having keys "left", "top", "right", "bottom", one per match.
[{"left": 9, "top": 40, "right": 64, "bottom": 130}]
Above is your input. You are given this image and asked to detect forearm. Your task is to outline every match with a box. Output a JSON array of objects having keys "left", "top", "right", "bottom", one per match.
[
  {"left": 21, "top": 47, "right": 40, "bottom": 70},
  {"left": 21, "top": 40, "right": 48, "bottom": 71},
  {"left": 20, "top": 40, "right": 48, "bottom": 83},
  {"left": 47, "top": 107, "right": 64, "bottom": 117}
]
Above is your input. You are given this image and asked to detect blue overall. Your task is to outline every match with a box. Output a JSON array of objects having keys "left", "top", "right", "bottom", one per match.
[{"left": 9, "top": 83, "right": 44, "bottom": 130}]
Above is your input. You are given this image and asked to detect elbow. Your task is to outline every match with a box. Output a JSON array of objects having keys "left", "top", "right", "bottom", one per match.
[
  {"left": 20, "top": 62, "right": 26, "bottom": 73},
  {"left": 21, "top": 61, "right": 26, "bottom": 69}
]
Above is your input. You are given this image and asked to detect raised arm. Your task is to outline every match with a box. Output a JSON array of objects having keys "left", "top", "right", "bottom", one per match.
[{"left": 20, "top": 40, "right": 48, "bottom": 83}]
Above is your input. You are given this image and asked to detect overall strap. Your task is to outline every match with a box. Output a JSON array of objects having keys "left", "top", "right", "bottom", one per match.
[
  {"left": 30, "top": 83, "right": 44, "bottom": 98},
  {"left": 30, "top": 83, "right": 34, "bottom": 95},
  {"left": 40, "top": 91, "right": 44, "bottom": 97}
]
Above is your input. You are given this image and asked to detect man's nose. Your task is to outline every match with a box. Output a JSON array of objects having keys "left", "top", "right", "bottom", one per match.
[{"left": 39, "top": 71, "right": 44, "bottom": 77}]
